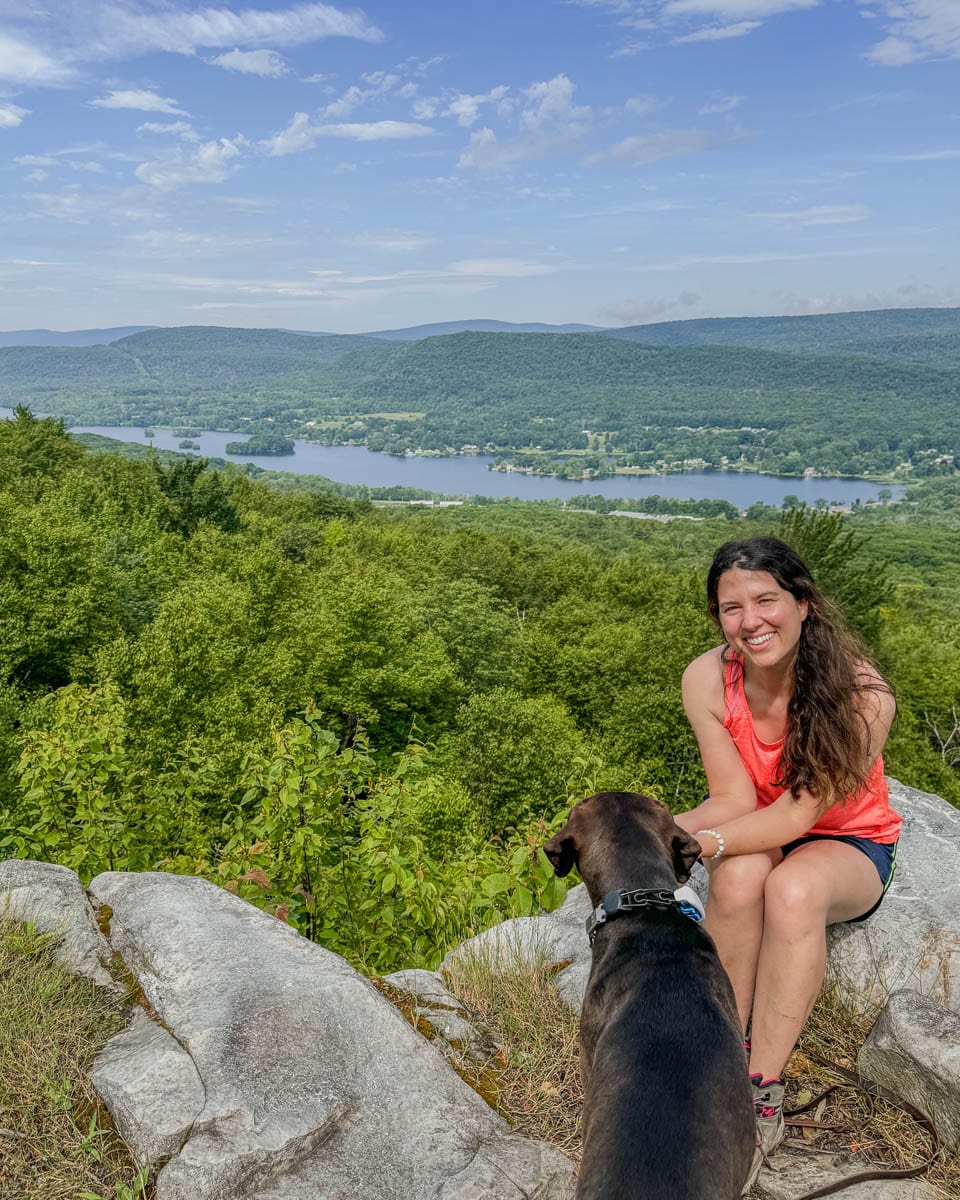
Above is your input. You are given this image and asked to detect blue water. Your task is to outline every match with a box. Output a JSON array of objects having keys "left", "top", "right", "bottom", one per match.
[{"left": 1, "top": 409, "right": 903, "bottom": 507}]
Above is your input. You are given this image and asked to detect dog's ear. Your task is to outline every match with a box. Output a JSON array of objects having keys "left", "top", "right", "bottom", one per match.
[
  {"left": 543, "top": 827, "right": 578, "bottom": 877},
  {"left": 671, "top": 826, "right": 702, "bottom": 883}
]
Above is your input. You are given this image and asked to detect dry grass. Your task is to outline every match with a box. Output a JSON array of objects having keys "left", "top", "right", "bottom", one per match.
[
  {"left": 443, "top": 950, "right": 584, "bottom": 1160},
  {"left": 440, "top": 957, "right": 959, "bottom": 1198},
  {"left": 784, "top": 986, "right": 960, "bottom": 1200},
  {"left": 0, "top": 919, "right": 150, "bottom": 1200}
]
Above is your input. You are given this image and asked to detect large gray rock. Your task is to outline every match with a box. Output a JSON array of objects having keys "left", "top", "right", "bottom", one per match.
[
  {"left": 827, "top": 780, "right": 960, "bottom": 1015},
  {"left": 443, "top": 880, "right": 594, "bottom": 1011},
  {"left": 0, "top": 859, "right": 113, "bottom": 986},
  {"left": 754, "top": 1148, "right": 939, "bottom": 1199},
  {"left": 90, "top": 1008, "right": 205, "bottom": 1167},
  {"left": 89, "top": 871, "right": 576, "bottom": 1200},
  {"left": 858, "top": 989, "right": 960, "bottom": 1150}
]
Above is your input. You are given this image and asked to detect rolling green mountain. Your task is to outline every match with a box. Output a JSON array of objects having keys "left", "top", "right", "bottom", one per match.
[
  {"left": 603, "top": 306, "right": 960, "bottom": 366},
  {"left": 1, "top": 311, "right": 958, "bottom": 478}
]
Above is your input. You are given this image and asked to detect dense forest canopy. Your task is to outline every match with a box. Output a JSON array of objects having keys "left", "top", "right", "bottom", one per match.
[
  {"left": 2, "top": 307, "right": 958, "bottom": 479},
  {"left": 2, "top": 407, "right": 959, "bottom": 971}
]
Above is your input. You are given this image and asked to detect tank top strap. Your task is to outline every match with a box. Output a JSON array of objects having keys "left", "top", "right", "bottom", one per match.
[{"left": 722, "top": 651, "right": 748, "bottom": 724}]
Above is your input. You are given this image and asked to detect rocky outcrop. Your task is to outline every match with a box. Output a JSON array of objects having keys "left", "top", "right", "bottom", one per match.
[
  {"left": 86, "top": 870, "right": 576, "bottom": 1200},
  {"left": 858, "top": 989, "right": 960, "bottom": 1150},
  {"left": 0, "top": 858, "right": 113, "bottom": 986},
  {"left": 1, "top": 776, "right": 958, "bottom": 1199}
]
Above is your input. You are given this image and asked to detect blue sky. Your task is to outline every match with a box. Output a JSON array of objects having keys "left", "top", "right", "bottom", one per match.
[{"left": 1, "top": 0, "right": 958, "bottom": 332}]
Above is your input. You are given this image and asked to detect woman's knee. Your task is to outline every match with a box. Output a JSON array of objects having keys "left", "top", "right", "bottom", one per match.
[
  {"left": 708, "top": 852, "right": 776, "bottom": 914},
  {"left": 763, "top": 862, "right": 830, "bottom": 932}
]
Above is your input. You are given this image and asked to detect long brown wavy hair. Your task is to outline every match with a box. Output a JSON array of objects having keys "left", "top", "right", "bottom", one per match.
[{"left": 706, "top": 537, "right": 892, "bottom": 809}]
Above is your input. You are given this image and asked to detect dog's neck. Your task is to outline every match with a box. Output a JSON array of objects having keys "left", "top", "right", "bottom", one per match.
[{"left": 580, "top": 840, "right": 681, "bottom": 908}]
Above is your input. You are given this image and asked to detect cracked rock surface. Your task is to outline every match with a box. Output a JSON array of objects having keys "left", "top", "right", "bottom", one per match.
[
  {"left": 0, "top": 859, "right": 113, "bottom": 986},
  {"left": 88, "top": 870, "right": 576, "bottom": 1200}
]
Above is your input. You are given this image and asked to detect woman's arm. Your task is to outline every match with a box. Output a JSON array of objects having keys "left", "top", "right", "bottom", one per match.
[{"left": 675, "top": 650, "right": 761, "bottom": 836}]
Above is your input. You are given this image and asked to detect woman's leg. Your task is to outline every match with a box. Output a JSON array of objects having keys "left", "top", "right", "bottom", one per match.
[
  {"left": 703, "top": 849, "right": 782, "bottom": 1032},
  {"left": 748, "top": 840, "right": 883, "bottom": 1083}
]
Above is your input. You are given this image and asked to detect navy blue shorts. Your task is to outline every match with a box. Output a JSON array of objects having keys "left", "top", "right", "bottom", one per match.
[{"left": 780, "top": 834, "right": 898, "bottom": 923}]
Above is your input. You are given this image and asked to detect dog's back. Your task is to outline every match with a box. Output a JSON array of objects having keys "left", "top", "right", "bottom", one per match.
[
  {"left": 543, "top": 793, "right": 756, "bottom": 1200},
  {"left": 577, "top": 914, "right": 755, "bottom": 1199}
]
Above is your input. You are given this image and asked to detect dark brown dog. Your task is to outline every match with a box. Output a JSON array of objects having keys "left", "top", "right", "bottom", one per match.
[{"left": 544, "top": 791, "right": 756, "bottom": 1200}]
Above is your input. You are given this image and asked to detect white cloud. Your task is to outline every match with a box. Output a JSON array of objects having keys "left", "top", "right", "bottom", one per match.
[
  {"left": 137, "top": 120, "right": 201, "bottom": 141},
  {"left": 24, "top": 169, "right": 48, "bottom": 182},
  {"left": 346, "top": 230, "right": 434, "bottom": 253},
  {"left": 69, "top": 160, "right": 104, "bottom": 172},
  {"left": 210, "top": 48, "right": 289, "bottom": 76},
  {"left": 90, "top": 89, "right": 188, "bottom": 115},
  {"left": 672, "top": 20, "right": 762, "bottom": 39},
  {"left": 866, "top": 0, "right": 960, "bottom": 65},
  {"left": 443, "top": 86, "right": 510, "bottom": 126},
  {"left": 449, "top": 258, "right": 560, "bottom": 278},
  {"left": 754, "top": 204, "right": 870, "bottom": 224},
  {"left": 588, "top": 128, "right": 712, "bottom": 164},
  {"left": 662, "top": 0, "right": 819, "bottom": 18},
  {"left": 16, "top": 154, "right": 56, "bottom": 167},
  {"left": 603, "top": 290, "right": 702, "bottom": 324},
  {"left": 135, "top": 135, "right": 247, "bottom": 191},
  {"left": 873, "top": 147, "right": 960, "bottom": 160},
  {"left": 624, "top": 94, "right": 669, "bottom": 116},
  {"left": 261, "top": 112, "right": 435, "bottom": 155},
  {"left": 458, "top": 74, "right": 591, "bottom": 170},
  {"left": 0, "top": 102, "right": 28, "bottom": 128},
  {"left": 611, "top": 40, "right": 651, "bottom": 55},
  {"left": 700, "top": 93, "right": 744, "bottom": 113},
  {"left": 91, "top": 2, "right": 383, "bottom": 57},
  {"left": 0, "top": 32, "right": 73, "bottom": 85}
]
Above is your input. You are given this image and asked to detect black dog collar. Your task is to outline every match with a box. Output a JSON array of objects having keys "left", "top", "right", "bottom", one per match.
[{"left": 585, "top": 886, "right": 705, "bottom": 944}]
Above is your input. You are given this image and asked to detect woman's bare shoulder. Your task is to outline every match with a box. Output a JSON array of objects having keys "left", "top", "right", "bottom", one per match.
[{"left": 682, "top": 646, "right": 727, "bottom": 716}]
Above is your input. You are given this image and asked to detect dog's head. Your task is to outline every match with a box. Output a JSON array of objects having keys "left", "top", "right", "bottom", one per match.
[{"left": 543, "top": 792, "right": 701, "bottom": 892}]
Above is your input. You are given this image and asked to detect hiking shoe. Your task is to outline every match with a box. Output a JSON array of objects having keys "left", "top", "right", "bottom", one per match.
[
  {"left": 740, "top": 1145, "right": 763, "bottom": 1196},
  {"left": 750, "top": 1073, "right": 786, "bottom": 1156}
]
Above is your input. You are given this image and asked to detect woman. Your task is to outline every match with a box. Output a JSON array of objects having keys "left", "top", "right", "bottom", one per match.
[{"left": 675, "top": 536, "right": 900, "bottom": 1163}]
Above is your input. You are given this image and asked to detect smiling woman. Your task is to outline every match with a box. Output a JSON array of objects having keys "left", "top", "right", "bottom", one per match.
[{"left": 674, "top": 536, "right": 901, "bottom": 1189}]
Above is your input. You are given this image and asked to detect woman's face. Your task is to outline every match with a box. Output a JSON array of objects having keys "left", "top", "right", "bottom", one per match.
[{"left": 715, "top": 567, "right": 808, "bottom": 669}]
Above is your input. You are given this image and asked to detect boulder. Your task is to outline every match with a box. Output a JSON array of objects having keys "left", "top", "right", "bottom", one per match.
[
  {"left": 90, "top": 1008, "right": 205, "bottom": 1167},
  {"left": 827, "top": 780, "right": 960, "bottom": 1015},
  {"left": 89, "top": 870, "right": 576, "bottom": 1200},
  {"left": 0, "top": 859, "right": 113, "bottom": 986},
  {"left": 442, "top": 880, "right": 594, "bottom": 1012},
  {"left": 754, "top": 1148, "right": 939, "bottom": 1199},
  {"left": 858, "top": 989, "right": 960, "bottom": 1150},
  {"left": 382, "top": 968, "right": 487, "bottom": 1054}
]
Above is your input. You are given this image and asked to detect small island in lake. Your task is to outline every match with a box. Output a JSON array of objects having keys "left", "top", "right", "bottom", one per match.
[{"left": 225, "top": 434, "right": 296, "bottom": 456}]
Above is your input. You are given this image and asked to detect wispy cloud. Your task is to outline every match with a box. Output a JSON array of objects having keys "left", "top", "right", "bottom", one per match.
[
  {"left": 672, "top": 20, "right": 762, "bottom": 40},
  {"left": 135, "top": 135, "right": 247, "bottom": 190},
  {"left": 261, "top": 112, "right": 435, "bottom": 155},
  {"left": 90, "top": 89, "right": 188, "bottom": 115},
  {"left": 588, "top": 128, "right": 712, "bottom": 164},
  {"left": 752, "top": 204, "right": 870, "bottom": 224},
  {"left": 865, "top": 0, "right": 960, "bottom": 65},
  {"left": 874, "top": 147, "right": 960, "bottom": 161},
  {"left": 699, "top": 93, "right": 744, "bottom": 114},
  {"left": 449, "top": 258, "right": 560, "bottom": 277},
  {"left": 345, "top": 230, "right": 434, "bottom": 253},
  {"left": 87, "top": 2, "right": 383, "bottom": 58},
  {"left": 137, "top": 120, "right": 201, "bottom": 142},
  {"left": 210, "top": 48, "right": 289, "bottom": 76}
]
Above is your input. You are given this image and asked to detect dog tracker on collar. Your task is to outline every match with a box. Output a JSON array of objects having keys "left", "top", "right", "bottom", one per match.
[{"left": 586, "top": 886, "right": 705, "bottom": 943}]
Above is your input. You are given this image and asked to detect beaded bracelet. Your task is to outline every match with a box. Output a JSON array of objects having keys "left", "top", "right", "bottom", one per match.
[{"left": 695, "top": 828, "right": 725, "bottom": 862}]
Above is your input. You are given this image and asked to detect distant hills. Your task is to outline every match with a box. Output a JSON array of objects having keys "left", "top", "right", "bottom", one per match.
[
  {"left": 1, "top": 307, "right": 958, "bottom": 481},
  {"left": 363, "top": 319, "right": 603, "bottom": 339},
  {"left": 0, "top": 326, "right": 155, "bottom": 348}
]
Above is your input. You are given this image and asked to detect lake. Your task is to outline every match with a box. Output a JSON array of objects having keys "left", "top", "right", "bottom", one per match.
[{"left": 1, "top": 409, "right": 904, "bottom": 507}]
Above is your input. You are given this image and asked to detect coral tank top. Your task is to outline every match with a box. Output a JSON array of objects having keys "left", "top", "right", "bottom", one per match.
[{"left": 722, "top": 653, "right": 901, "bottom": 843}]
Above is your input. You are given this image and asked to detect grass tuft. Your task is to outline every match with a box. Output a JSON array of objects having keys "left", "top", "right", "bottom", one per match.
[
  {"left": 0, "top": 919, "right": 151, "bottom": 1200},
  {"left": 443, "top": 949, "right": 583, "bottom": 1159}
]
